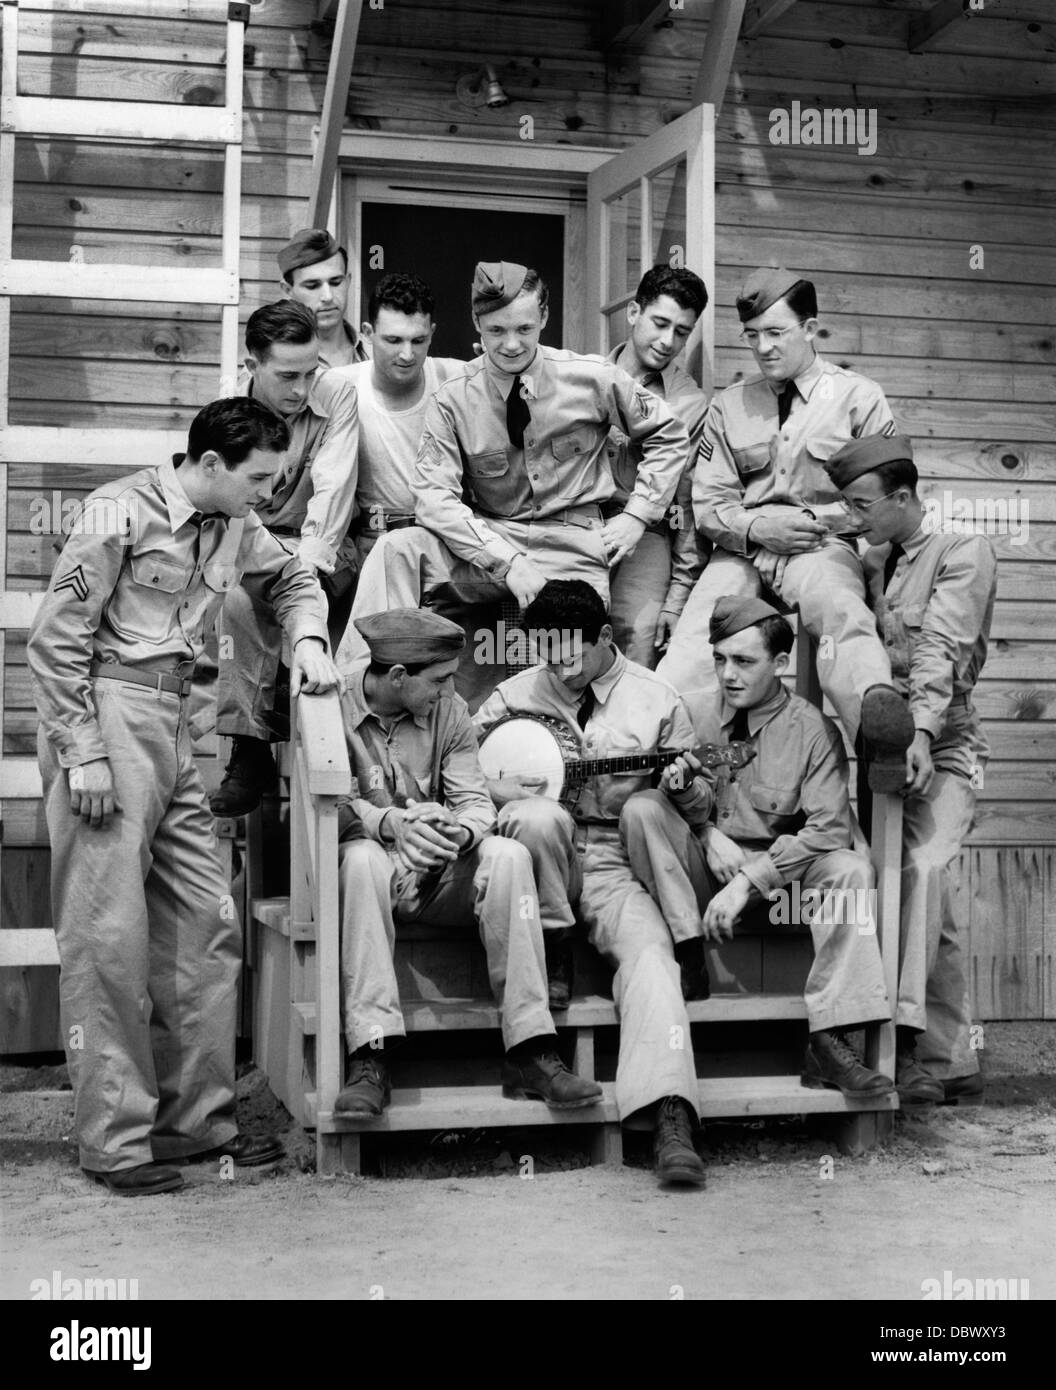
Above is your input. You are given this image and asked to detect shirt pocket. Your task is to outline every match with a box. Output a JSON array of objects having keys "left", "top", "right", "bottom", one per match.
[
  {"left": 465, "top": 449, "right": 509, "bottom": 479},
  {"left": 731, "top": 440, "right": 772, "bottom": 478},
  {"left": 747, "top": 782, "right": 801, "bottom": 817},
  {"left": 203, "top": 562, "right": 238, "bottom": 595},
  {"left": 106, "top": 553, "right": 186, "bottom": 646},
  {"left": 552, "top": 426, "right": 598, "bottom": 500}
]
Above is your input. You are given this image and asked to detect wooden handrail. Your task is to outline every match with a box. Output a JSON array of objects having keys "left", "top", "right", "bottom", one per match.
[{"left": 290, "top": 686, "right": 350, "bottom": 1166}]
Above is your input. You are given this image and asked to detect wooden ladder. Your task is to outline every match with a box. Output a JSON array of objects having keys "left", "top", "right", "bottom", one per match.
[
  {"left": 0, "top": 0, "right": 249, "bottom": 960},
  {"left": 252, "top": 627, "right": 902, "bottom": 1175}
]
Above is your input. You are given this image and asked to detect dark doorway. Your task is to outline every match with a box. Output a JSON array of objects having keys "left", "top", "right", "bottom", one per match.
[{"left": 359, "top": 202, "right": 565, "bottom": 360}]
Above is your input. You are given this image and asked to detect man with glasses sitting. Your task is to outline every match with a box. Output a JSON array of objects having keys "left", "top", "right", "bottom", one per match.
[{"left": 657, "top": 266, "right": 914, "bottom": 791}]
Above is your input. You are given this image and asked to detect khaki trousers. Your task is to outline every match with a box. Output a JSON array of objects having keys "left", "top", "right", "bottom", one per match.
[
  {"left": 497, "top": 797, "right": 700, "bottom": 1124},
  {"left": 39, "top": 680, "right": 240, "bottom": 1172},
  {"left": 336, "top": 518, "right": 610, "bottom": 668},
  {"left": 608, "top": 528, "right": 671, "bottom": 670},
  {"left": 657, "top": 542, "right": 893, "bottom": 745},
  {"left": 621, "top": 791, "right": 891, "bottom": 1034},
  {"left": 338, "top": 835, "right": 555, "bottom": 1054},
  {"left": 899, "top": 770, "right": 978, "bottom": 1079}
]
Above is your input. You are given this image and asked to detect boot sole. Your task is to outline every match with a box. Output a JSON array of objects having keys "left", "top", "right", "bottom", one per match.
[
  {"left": 91, "top": 1173, "right": 185, "bottom": 1196},
  {"left": 656, "top": 1164, "right": 706, "bottom": 1188},
  {"left": 501, "top": 1086, "right": 602, "bottom": 1109},
  {"left": 802, "top": 1073, "right": 895, "bottom": 1102}
]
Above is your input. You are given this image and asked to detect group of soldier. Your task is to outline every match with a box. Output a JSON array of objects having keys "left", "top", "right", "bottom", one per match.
[{"left": 28, "top": 227, "right": 995, "bottom": 1195}]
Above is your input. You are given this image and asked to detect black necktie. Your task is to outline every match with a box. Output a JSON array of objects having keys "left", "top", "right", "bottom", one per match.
[
  {"left": 883, "top": 542, "right": 904, "bottom": 592},
  {"left": 506, "top": 376, "right": 531, "bottom": 449},
  {"left": 576, "top": 684, "right": 596, "bottom": 730},
  {"left": 777, "top": 380, "right": 796, "bottom": 427},
  {"left": 729, "top": 708, "right": 750, "bottom": 743}
]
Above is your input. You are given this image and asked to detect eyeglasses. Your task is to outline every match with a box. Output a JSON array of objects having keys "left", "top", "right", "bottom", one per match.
[
  {"left": 840, "top": 490, "right": 900, "bottom": 514},
  {"left": 740, "top": 322, "right": 805, "bottom": 347}
]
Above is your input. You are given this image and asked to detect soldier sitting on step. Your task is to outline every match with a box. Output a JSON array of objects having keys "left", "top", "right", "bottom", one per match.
[
  {"left": 825, "top": 432, "right": 995, "bottom": 1108},
  {"left": 333, "top": 607, "right": 602, "bottom": 1117},
  {"left": 623, "top": 593, "right": 894, "bottom": 1108},
  {"left": 472, "top": 580, "right": 713, "bottom": 1189}
]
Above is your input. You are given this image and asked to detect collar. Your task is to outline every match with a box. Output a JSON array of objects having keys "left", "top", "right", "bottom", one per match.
[
  {"left": 484, "top": 349, "right": 543, "bottom": 401},
  {"left": 158, "top": 458, "right": 200, "bottom": 535},
  {"left": 588, "top": 647, "right": 625, "bottom": 704},
  {"left": 900, "top": 522, "right": 929, "bottom": 561},
  {"left": 608, "top": 340, "right": 672, "bottom": 396},
  {"left": 342, "top": 663, "right": 431, "bottom": 731},
  {"left": 720, "top": 681, "right": 789, "bottom": 738},
  {"left": 238, "top": 368, "right": 331, "bottom": 424}
]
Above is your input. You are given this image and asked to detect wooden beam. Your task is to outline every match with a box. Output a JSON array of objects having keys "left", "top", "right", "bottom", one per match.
[
  {"left": 307, "top": 0, "right": 363, "bottom": 231},
  {"left": 691, "top": 0, "right": 747, "bottom": 110},
  {"left": 603, "top": 0, "right": 673, "bottom": 50},
  {"left": 0, "top": 262, "right": 238, "bottom": 305},
  {"left": 6, "top": 95, "right": 240, "bottom": 145},
  {"left": 742, "top": 0, "right": 799, "bottom": 41},
  {"left": 908, "top": 0, "right": 976, "bottom": 55}
]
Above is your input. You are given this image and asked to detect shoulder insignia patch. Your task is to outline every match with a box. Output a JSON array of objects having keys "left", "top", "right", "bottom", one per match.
[
  {"left": 880, "top": 419, "right": 897, "bottom": 438},
  {"left": 698, "top": 437, "right": 714, "bottom": 463},
  {"left": 633, "top": 389, "right": 653, "bottom": 421},
  {"left": 54, "top": 564, "right": 90, "bottom": 601}
]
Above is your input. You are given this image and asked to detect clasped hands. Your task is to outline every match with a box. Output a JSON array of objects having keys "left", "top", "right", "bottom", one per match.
[{"left": 385, "top": 798, "right": 469, "bottom": 872}]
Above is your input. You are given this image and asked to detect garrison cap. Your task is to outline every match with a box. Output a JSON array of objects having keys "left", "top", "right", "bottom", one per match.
[
  {"left": 278, "top": 228, "right": 346, "bottom": 277},
  {"left": 825, "top": 433, "right": 915, "bottom": 489},
  {"left": 709, "top": 594, "right": 784, "bottom": 645},
  {"left": 472, "top": 260, "right": 529, "bottom": 313},
  {"left": 353, "top": 608, "right": 466, "bottom": 666},
  {"left": 736, "top": 265, "right": 810, "bottom": 323}
]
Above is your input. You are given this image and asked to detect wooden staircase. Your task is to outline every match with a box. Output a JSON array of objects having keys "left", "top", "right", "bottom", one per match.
[{"left": 254, "top": 633, "right": 902, "bottom": 1176}]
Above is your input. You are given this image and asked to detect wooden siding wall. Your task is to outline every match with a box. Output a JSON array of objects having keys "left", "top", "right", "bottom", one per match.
[{"left": 1, "top": 0, "right": 1054, "bottom": 1038}]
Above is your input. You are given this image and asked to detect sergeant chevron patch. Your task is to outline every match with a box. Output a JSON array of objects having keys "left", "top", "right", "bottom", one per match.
[
  {"left": 54, "top": 564, "right": 90, "bottom": 601},
  {"left": 698, "top": 437, "right": 714, "bottom": 462}
]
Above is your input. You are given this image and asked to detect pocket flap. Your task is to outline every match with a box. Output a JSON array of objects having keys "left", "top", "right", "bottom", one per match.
[
  {"left": 551, "top": 428, "right": 593, "bottom": 463},
  {"left": 465, "top": 450, "right": 509, "bottom": 478},
  {"left": 129, "top": 554, "right": 184, "bottom": 593},
  {"left": 748, "top": 782, "right": 800, "bottom": 816}
]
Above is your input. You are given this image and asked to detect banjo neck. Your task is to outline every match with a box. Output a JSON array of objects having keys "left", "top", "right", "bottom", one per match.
[{"left": 569, "top": 748, "right": 680, "bottom": 781}]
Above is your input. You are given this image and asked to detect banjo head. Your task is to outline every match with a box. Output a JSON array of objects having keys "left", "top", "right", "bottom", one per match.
[{"left": 477, "top": 715, "right": 578, "bottom": 800}]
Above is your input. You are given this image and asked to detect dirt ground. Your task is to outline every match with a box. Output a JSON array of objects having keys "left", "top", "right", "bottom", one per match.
[{"left": 2, "top": 1022, "right": 1054, "bottom": 1302}]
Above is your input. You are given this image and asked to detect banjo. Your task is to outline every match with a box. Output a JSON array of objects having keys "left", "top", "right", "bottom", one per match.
[{"left": 477, "top": 714, "right": 755, "bottom": 807}]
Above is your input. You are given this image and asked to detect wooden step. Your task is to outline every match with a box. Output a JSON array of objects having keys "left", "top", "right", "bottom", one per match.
[
  {"left": 292, "top": 992, "right": 809, "bottom": 1038},
  {"left": 310, "top": 1075, "right": 897, "bottom": 1133}
]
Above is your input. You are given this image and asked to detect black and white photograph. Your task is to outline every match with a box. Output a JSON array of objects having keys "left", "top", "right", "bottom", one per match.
[{"left": 0, "top": 0, "right": 1052, "bottom": 1339}]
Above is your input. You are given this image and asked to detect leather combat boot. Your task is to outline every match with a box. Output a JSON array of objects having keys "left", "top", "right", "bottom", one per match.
[
  {"left": 941, "top": 1073, "right": 984, "bottom": 1105},
  {"left": 543, "top": 929, "right": 574, "bottom": 1011},
  {"left": 334, "top": 1054, "right": 391, "bottom": 1116},
  {"left": 802, "top": 1029, "right": 894, "bottom": 1100},
  {"left": 209, "top": 735, "right": 277, "bottom": 818},
  {"left": 653, "top": 1096, "right": 706, "bottom": 1187},
  {"left": 86, "top": 1162, "right": 184, "bottom": 1196},
  {"left": 502, "top": 1049, "right": 602, "bottom": 1109},
  {"left": 895, "top": 1027, "right": 944, "bottom": 1106}
]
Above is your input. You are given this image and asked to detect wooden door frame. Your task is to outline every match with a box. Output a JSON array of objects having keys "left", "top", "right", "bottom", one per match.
[{"left": 334, "top": 132, "right": 616, "bottom": 353}]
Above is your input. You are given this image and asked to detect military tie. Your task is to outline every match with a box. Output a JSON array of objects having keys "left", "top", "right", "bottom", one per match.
[
  {"left": 776, "top": 380, "right": 797, "bottom": 427},
  {"left": 883, "top": 541, "right": 905, "bottom": 592},
  {"left": 506, "top": 375, "right": 531, "bottom": 450},
  {"left": 729, "top": 707, "right": 751, "bottom": 743},
  {"left": 576, "top": 683, "right": 596, "bottom": 730}
]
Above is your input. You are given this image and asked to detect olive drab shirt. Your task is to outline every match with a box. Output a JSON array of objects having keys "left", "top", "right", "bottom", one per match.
[
  {"left": 336, "top": 662, "right": 496, "bottom": 850},
  {"left": 415, "top": 346, "right": 690, "bottom": 578},
  {"left": 864, "top": 524, "right": 996, "bottom": 748},
  {"left": 237, "top": 368, "right": 359, "bottom": 574},
  {"left": 27, "top": 459, "right": 329, "bottom": 768},
  {"left": 604, "top": 342, "right": 710, "bottom": 619},
  {"left": 680, "top": 685, "right": 859, "bottom": 897},
  {"left": 694, "top": 353, "right": 895, "bottom": 553}
]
